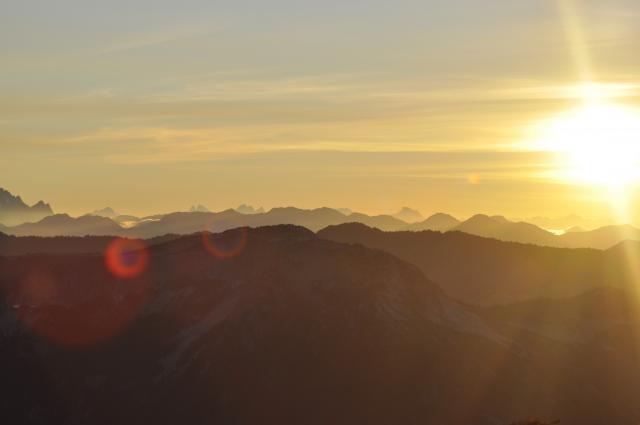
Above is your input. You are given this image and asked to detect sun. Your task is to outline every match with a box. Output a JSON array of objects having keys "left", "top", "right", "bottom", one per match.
[{"left": 530, "top": 86, "right": 640, "bottom": 189}]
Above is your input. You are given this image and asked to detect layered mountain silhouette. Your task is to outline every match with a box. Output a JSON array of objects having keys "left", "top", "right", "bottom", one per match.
[
  {"left": 0, "top": 188, "right": 53, "bottom": 226},
  {"left": 526, "top": 214, "right": 605, "bottom": 231},
  {"left": 0, "top": 207, "right": 407, "bottom": 238},
  {"left": 449, "top": 214, "right": 640, "bottom": 249},
  {"left": 1, "top": 226, "right": 639, "bottom": 424},
  {"left": 452, "top": 214, "right": 557, "bottom": 246},
  {"left": 318, "top": 223, "right": 640, "bottom": 305},
  {"left": 5, "top": 214, "right": 125, "bottom": 237},
  {"left": 2, "top": 198, "right": 640, "bottom": 250}
]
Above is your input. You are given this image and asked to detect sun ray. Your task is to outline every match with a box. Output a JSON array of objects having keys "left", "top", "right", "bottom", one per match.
[{"left": 557, "top": 0, "right": 593, "bottom": 83}]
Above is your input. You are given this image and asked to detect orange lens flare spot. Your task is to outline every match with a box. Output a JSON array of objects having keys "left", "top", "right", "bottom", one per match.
[
  {"left": 468, "top": 173, "right": 481, "bottom": 185},
  {"left": 202, "top": 228, "right": 248, "bottom": 259},
  {"left": 105, "top": 238, "right": 149, "bottom": 279}
]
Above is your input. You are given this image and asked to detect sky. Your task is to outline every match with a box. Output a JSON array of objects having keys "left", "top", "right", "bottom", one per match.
[{"left": 2, "top": 0, "right": 640, "bottom": 221}]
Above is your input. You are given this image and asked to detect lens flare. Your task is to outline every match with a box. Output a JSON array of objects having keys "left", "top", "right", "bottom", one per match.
[
  {"left": 202, "top": 227, "right": 248, "bottom": 259},
  {"left": 4, "top": 265, "right": 152, "bottom": 348},
  {"left": 105, "top": 238, "right": 149, "bottom": 279}
]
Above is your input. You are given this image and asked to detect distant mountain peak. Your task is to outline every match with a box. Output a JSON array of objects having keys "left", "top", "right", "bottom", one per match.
[
  {"left": 190, "top": 204, "right": 210, "bottom": 213},
  {"left": 0, "top": 187, "right": 54, "bottom": 226},
  {"left": 405, "top": 212, "right": 460, "bottom": 232},
  {"left": 91, "top": 207, "right": 119, "bottom": 218},
  {"left": 393, "top": 207, "right": 424, "bottom": 223},
  {"left": 0, "top": 188, "right": 26, "bottom": 208},
  {"left": 235, "top": 204, "right": 265, "bottom": 215}
]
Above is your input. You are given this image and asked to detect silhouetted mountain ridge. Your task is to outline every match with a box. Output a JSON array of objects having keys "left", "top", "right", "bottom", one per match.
[
  {"left": 2, "top": 204, "right": 640, "bottom": 249},
  {"left": 0, "top": 188, "right": 53, "bottom": 226},
  {"left": 406, "top": 212, "right": 461, "bottom": 231},
  {"left": 1, "top": 226, "right": 639, "bottom": 424},
  {"left": 318, "top": 223, "right": 639, "bottom": 305}
]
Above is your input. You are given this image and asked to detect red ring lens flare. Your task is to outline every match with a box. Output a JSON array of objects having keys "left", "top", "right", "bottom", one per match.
[{"left": 104, "top": 238, "right": 149, "bottom": 279}]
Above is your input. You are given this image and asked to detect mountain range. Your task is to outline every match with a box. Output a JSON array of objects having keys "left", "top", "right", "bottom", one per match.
[
  {"left": 0, "top": 207, "right": 407, "bottom": 238},
  {"left": 318, "top": 223, "right": 640, "bottom": 305},
  {"left": 0, "top": 188, "right": 53, "bottom": 226},
  {"left": 3, "top": 187, "right": 640, "bottom": 250},
  {"left": 1, "top": 225, "right": 639, "bottom": 424},
  {"left": 2, "top": 207, "right": 640, "bottom": 250}
]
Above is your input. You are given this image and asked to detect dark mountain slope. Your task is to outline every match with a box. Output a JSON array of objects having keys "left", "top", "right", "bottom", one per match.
[
  {"left": 1, "top": 226, "right": 639, "bottom": 424},
  {"left": 0, "top": 233, "right": 180, "bottom": 256},
  {"left": 318, "top": 223, "right": 635, "bottom": 305},
  {"left": 0, "top": 226, "right": 500, "bottom": 424},
  {"left": 480, "top": 287, "right": 640, "bottom": 344}
]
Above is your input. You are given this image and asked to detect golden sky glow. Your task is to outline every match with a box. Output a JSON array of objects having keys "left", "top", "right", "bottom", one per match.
[
  {"left": 2, "top": 0, "right": 640, "bottom": 222},
  {"left": 529, "top": 97, "right": 640, "bottom": 187}
]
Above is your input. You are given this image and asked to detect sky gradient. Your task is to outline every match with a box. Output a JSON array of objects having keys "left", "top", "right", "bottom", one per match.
[{"left": 2, "top": 0, "right": 640, "bottom": 221}]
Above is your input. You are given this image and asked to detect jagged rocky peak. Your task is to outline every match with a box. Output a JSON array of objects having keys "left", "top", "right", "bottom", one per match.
[{"left": 0, "top": 187, "right": 53, "bottom": 226}]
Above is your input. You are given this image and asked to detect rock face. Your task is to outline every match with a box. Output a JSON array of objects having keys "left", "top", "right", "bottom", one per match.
[
  {"left": 1, "top": 226, "right": 639, "bottom": 424},
  {"left": 0, "top": 188, "right": 53, "bottom": 226}
]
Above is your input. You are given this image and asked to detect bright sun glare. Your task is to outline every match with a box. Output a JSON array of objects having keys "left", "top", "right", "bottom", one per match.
[{"left": 532, "top": 84, "right": 640, "bottom": 189}]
